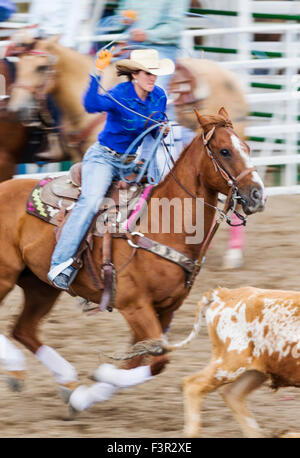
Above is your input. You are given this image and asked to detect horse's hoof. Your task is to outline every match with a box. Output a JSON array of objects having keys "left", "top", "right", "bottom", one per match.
[
  {"left": 69, "top": 385, "right": 91, "bottom": 413},
  {"left": 59, "top": 381, "right": 79, "bottom": 404},
  {"left": 5, "top": 370, "right": 26, "bottom": 392},
  {"left": 59, "top": 386, "right": 73, "bottom": 404},
  {"left": 222, "top": 248, "right": 243, "bottom": 269},
  {"left": 67, "top": 403, "right": 79, "bottom": 420},
  {"left": 6, "top": 376, "right": 24, "bottom": 392}
]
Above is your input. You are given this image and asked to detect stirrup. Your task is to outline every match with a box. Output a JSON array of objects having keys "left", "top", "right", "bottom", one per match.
[{"left": 48, "top": 266, "right": 78, "bottom": 291}]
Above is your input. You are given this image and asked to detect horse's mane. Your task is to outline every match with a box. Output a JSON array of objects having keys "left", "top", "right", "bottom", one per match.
[
  {"left": 153, "top": 134, "right": 200, "bottom": 192},
  {"left": 197, "top": 114, "right": 233, "bottom": 133},
  {"left": 154, "top": 113, "right": 232, "bottom": 191}
]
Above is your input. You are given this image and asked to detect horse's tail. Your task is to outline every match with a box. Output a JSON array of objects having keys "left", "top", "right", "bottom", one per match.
[{"left": 104, "top": 293, "right": 211, "bottom": 361}]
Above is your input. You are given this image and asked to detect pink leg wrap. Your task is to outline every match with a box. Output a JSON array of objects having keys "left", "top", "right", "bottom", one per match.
[{"left": 228, "top": 213, "right": 245, "bottom": 250}]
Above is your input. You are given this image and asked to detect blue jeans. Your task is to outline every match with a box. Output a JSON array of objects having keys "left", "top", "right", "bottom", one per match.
[{"left": 50, "top": 142, "right": 134, "bottom": 270}]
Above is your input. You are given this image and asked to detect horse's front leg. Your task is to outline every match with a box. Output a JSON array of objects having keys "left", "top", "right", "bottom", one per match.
[
  {"left": 117, "top": 307, "right": 174, "bottom": 371},
  {"left": 14, "top": 271, "right": 79, "bottom": 399},
  {"left": 69, "top": 298, "right": 169, "bottom": 413}
]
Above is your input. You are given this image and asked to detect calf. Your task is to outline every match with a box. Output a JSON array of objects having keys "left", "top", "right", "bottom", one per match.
[{"left": 183, "top": 286, "right": 300, "bottom": 438}]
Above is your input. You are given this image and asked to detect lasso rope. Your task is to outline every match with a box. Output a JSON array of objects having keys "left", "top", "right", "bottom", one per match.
[{"left": 91, "top": 37, "right": 176, "bottom": 185}]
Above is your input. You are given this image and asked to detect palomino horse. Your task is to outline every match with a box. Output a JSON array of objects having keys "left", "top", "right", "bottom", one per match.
[
  {"left": 0, "top": 51, "right": 65, "bottom": 182},
  {"left": 169, "top": 58, "right": 248, "bottom": 139},
  {"left": 0, "top": 107, "right": 265, "bottom": 413},
  {"left": 3, "top": 36, "right": 110, "bottom": 180}
]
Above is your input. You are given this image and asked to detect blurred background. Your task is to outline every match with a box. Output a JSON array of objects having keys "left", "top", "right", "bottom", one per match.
[{"left": 1, "top": 0, "right": 300, "bottom": 195}]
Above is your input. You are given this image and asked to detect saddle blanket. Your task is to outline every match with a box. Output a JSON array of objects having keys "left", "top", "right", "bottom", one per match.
[{"left": 26, "top": 170, "right": 152, "bottom": 236}]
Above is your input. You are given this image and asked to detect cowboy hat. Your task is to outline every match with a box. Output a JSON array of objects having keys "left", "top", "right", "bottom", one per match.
[{"left": 116, "top": 49, "right": 175, "bottom": 76}]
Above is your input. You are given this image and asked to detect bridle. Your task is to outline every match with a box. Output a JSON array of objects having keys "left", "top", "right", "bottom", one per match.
[
  {"left": 203, "top": 124, "right": 256, "bottom": 190},
  {"left": 164, "top": 123, "right": 256, "bottom": 227}
]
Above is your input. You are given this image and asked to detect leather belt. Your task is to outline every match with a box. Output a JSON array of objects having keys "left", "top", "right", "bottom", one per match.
[{"left": 102, "top": 144, "right": 136, "bottom": 163}]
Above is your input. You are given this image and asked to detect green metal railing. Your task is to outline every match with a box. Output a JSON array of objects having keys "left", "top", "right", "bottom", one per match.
[
  {"left": 104, "top": 4, "right": 300, "bottom": 22},
  {"left": 190, "top": 8, "right": 300, "bottom": 22},
  {"left": 194, "top": 46, "right": 283, "bottom": 58}
]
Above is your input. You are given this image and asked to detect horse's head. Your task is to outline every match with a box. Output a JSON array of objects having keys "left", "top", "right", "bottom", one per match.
[
  {"left": 5, "top": 29, "right": 37, "bottom": 57},
  {"left": 196, "top": 107, "right": 266, "bottom": 215},
  {"left": 7, "top": 39, "right": 57, "bottom": 123}
]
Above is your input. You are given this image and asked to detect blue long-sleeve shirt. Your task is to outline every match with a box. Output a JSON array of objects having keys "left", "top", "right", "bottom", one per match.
[{"left": 83, "top": 75, "right": 167, "bottom": 154}]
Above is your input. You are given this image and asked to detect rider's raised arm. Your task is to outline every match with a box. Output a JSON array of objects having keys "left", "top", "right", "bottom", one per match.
[{"left": 82, "top": 74, "right": 117, "bottom": 114}]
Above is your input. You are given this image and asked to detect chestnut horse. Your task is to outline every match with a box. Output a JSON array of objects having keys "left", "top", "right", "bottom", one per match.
[
  {"left": 0, "top": 108, "right": 265, "bottom": 414},
  {"left": 0, "top": 59, "right": 31, "bottom": 182}
]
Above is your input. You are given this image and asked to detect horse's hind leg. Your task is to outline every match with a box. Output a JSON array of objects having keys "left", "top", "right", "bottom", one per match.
[
  {"left": 13, "top": 270, "right": 78, "bottom": 396},
  {"left": 0, "top": 334, "right": 27, "bottom": 391}
]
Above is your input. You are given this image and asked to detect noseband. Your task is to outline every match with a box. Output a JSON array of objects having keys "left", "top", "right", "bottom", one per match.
[
  {"left": 201, "top": 125, "right": 256, "bottom": 225},
  {"left": 165, "top": 124, "right": 254, "bottom": 226}
]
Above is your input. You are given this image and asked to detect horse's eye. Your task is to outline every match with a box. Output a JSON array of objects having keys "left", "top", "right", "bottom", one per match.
[{"left": 220, "top": 149, "right": 231, "bottom": 157}]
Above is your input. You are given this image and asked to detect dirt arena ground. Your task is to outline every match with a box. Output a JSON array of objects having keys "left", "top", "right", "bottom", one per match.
[{"left": 1, "top": 194, "right": 300, "bottom": 438}]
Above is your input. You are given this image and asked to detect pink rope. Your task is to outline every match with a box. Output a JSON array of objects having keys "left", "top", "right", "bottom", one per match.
[{"left": 126, "top": 185, "right": 153, "bottom": 231}]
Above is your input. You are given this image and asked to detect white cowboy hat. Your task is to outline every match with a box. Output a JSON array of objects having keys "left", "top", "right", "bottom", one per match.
[{"left": 116, "top": 49, "right": 175, "bottom": 76}]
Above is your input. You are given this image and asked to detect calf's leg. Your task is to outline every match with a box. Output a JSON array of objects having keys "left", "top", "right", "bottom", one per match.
[
  {"left": 221, "top": 370, "right": 266, "bottom": 438},
  {"left": 183, "top": 359, "right": 224, "bottom": 437}
]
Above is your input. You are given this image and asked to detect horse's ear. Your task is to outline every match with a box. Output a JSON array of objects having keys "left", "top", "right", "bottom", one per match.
[
  {"left": 48, "top": 34, "right": 61, "bottom": 43},
  {"left": 194, "top": 108, "right": 208, "bottom": 128},
  {"left": 218, "top": 106, "right": 230, "bottom": 121}
]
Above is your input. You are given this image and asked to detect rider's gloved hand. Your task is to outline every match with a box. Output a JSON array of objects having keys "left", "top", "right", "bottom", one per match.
[
  {"left": 121, "top": 10, "right": 137, "bottom": 25},
  {"left": 95, "top": 48, "right": 114, "bottom": 72}
]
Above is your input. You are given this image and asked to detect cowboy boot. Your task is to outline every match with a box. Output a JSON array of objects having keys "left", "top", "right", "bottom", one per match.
[
  {"left": 48, "top": 265, "right": 78, "bottom": 291},
  {"left": 36, "top": 132, "right": 66, "bottom": 161}
]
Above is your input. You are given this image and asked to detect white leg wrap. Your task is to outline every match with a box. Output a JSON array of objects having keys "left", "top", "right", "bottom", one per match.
[
  {"left": 93, "top": 363, "right": 153, "bottom": 388},
  {"left": 69, "top": 365, "right": 153, "bottom": 413},
  {"left": 0, "top": 335, "right": 26, "bottom": 371},
  {"left": 70, "top": 382, "right": 117, "bottom": 412},
  {"left": 36, "top": 345, "right": 77, "bottom": 385}
]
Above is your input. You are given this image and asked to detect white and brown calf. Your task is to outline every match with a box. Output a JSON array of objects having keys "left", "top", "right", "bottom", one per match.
[{"left": 182, "top": 286, "right": 300, "bottom": 438}]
